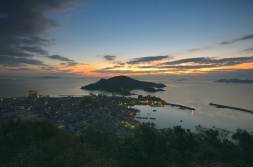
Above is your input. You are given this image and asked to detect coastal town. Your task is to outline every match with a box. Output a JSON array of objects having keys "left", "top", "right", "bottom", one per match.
[{"left": 0, "top": 91, "right": 167, "bottom": 138}]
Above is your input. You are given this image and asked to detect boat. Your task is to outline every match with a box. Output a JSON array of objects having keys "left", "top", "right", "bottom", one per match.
[
  {"left": 153, "top": 109, "right": 157, "bottom": 112},
  {"left": 149, "top": 118, "right": 156, "bottom": 120}
]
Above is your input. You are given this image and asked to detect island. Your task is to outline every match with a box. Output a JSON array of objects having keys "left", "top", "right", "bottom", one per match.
[
  {"left": 34, "top": 76, "right": 64, "bottom": 79},
  {"left": 177, "top": 79, "right": 189, "bottom": 81},
  {"left": 81, "top": 76, "right": 166, "bottom": 95},
  {"left": 214, "top": 78, "right": 253, "bottom": 83}
]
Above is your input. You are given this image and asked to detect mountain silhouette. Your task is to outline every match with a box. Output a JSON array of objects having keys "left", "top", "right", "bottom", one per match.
[{"left": 81, "top": 76, "right": 166, "bottom": 93}]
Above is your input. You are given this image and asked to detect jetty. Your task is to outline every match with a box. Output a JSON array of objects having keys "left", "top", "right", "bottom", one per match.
[
  {"left": 209, "top": 102, "right": 253, "bottom": 114},
  {"left": 135, "top": 116, "right": 148, "bottom": 119},
  {"left": 135, "top": 117, "right": 156, "bottom": 120},
  {"left": 59, "top": 95, "right": 84, "bottom": 97},
  {"left": 166, "top": 103, "right": 195, "bottom": 110}
]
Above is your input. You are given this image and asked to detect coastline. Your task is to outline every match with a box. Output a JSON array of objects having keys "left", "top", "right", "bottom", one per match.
[{"left": 1, "top": 80, "right": 253, "bottom": 132}]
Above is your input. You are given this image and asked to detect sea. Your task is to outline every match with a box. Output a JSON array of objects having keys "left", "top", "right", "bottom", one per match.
[{"left": 1, "top": 78, "right": 253, "bottom": 132}]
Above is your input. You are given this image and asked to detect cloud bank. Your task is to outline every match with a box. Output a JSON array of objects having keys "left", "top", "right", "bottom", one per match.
[
  {"left": 103, "top": 55, "right": 116, "bottom": 61},
  {"left": 220, "top": 34, "right": 253, "bottom": 45},
  {"left": 0, "top": 0, "right": 80, "bottom": 67},
  {"left": 127, "top": 55, "right": 171, "bottom": 64},
  {"left": 92, "top": 56, "right": 253, "bottom": 75},
  {"left": 163, "top": 56, "right": 253, "bottom": 66},
  {"left": 242, "top": 47, "right": 253, "bottom": 53}
]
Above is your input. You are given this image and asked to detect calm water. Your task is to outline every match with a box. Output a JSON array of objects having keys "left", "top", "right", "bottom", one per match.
[{"left": 1, "top": 79, "right": 253, "bottom": 132}]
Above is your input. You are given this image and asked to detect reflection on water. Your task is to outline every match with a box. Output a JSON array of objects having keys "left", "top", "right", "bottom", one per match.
[
  {"left": 133, "top": 105, "right": 253, "bottom": 132},
  {"left": 131, "top": 81, "right": 253, "bottom": 132},
  {"left": 191, "top": 110, "right": 194, "bottom": 116}
]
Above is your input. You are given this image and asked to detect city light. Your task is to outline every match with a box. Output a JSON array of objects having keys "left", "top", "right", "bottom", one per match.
[
  {"left": 2, "top": 94, "right": 166, "bottom": 138},
  {"left": 191, "top": 110, "right": 194, "bottom": 116},
  {"left": 129, "top": 112, "right": 134, "bottom": 117}
]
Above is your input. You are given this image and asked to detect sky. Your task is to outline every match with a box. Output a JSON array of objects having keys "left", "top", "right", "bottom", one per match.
[{"left": 1, "top": 0, "right": 253, "bottom": 79}]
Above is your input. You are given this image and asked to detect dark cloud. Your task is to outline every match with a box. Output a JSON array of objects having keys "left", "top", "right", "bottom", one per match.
[
  {"left": 60, "top": 69, "right": 73, "bottom": 73},
  {"left": 91, "top": 69, "right": 172, "bottom": 74},
  {"left": 138, "top": 65, "right": 217, "bottom": 69},
  {"left": 41, "top": 66, "right": 55, "bottom": 71},
  {"left": 241, "top": 47, "right": 253, "bottom": 53},
  {"left": 45, "top": 54, "right": 86, "bottom": 66},
  {"left": 103, "top": 67, "right": 114, "bottom": 70},
  {"left": 0, "top": 55, "right": 44, "bottom": 67},
  {"left": 127, "top": 55, "right": 171, "bottom": 64},
  {"left": 113, "top": 65, "right": 121, "bottom": 68},
  {"left": 186, "top": 34, "right": 253, "bottom": 53},
  {"left": 163, "top": 57, "right": 211, "bottom": 65},
  {"left": 67, "top": 61, "right": 79, "bottom": 66},
  {"left": 159, "top": 65, "right": 217, "bottom": 69},
  {"left": 163, "top": 56, "right": 253, "bottom": 66},
  {"left": 137, "top": 66, "right": 154, "bottom": 68},
  {"left": 103, "top": 55, "right": 116, "bottom": 61},
  {"left": 8, "top": 67, "right": 37, "bottom": 71},
  {"left": 100, "top": 65, "right": 121, "bottom": 70},
  {"left": 17, "top": 45, "right": 49, "bottom": 55},
  {"left": 45, "top": 54, "right": 72, "bottom": 62},
  {"left": 210, "top": 68, "right": 253, "bottom": 73},
  {"left": 220, "top": 34, "right": 253, "bottom": 45},
  {"left": 114, "top": 61, "right": 125, "bottom": 66},
  {"left": 0, "top": 0, "right": 80, "bottom": 66},
  {"left": 188, "top": 46, "right": 211, "bottom": 52}
]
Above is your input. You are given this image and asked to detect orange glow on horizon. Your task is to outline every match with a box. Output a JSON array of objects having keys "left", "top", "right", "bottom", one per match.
[
  {"left": 229, "top": 62, "right": 253, "bottom": 69},
  {"left": 9, "top": 57, "right": 252, "bottom": 77}
]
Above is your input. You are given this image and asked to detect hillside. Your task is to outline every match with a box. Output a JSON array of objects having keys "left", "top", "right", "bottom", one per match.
[
  {"left": 81, "top": 76, "right": 166, "bottom": 93},
  {"left": 1, "top": 120, "right": 252, "bottom": 167}
]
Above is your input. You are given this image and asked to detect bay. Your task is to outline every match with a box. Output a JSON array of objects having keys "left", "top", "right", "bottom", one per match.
[{"left": 0, "top": 78, "right": 253, "bottom": 132}]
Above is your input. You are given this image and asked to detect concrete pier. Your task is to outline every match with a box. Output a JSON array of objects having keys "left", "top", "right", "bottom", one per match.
[
  {"left": 209, "top": 102, "right": 253, "bottom": 114},
  {"left": 166, "top": 103, "right": 195, "bottom": 110}
]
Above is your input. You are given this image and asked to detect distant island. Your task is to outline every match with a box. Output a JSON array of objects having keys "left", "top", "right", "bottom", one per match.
[
  {"left": 177, "top": 79, "right": 189, "bottom": 81},
  {"left": 34, "top": 76, "right": 64, "bottom": 79},
  {"left": 81, "top": 76, "right": 166, "bottom": 95},
  {"left": 214, "top": 78, "right": 253, "bottom": 83}
]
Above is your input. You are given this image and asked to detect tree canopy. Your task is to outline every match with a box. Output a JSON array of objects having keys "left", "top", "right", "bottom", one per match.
[{"left": 0, "top": 120, "right": 252, "bottom": 167}]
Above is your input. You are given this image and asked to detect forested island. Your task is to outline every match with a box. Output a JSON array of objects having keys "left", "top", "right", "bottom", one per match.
[
  {"left": 215, "top": 78, "right": 253, "bottom": 83},
  {"left": 0, "top": 120, "right": 252, "bottom": 167},
  {"left": 81, "top": 76, "right": 166, "bottom": 95}
]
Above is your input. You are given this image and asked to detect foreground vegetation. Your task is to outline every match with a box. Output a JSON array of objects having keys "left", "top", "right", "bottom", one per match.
[{"left": 0, "top": 120, "right": 253, "bottom": 167}]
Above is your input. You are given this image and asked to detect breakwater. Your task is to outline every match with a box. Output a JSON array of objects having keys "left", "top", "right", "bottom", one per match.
[
  {"left": 59, "top": 95, "right": 85, "bottom": 97},
  {"left": 209, "top": 102, "right": 253, "bottom": 114},
  {"left": 135, "top": 116, "right": 156, "bottom": 120},
  {"left": 166, "top": 103, "right": 195, "bottom": 110}
]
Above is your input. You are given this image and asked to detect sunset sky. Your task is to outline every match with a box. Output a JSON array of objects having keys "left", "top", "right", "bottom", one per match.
[{"left": 1, "top": 0, "right": 253, "bottom": 79}]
